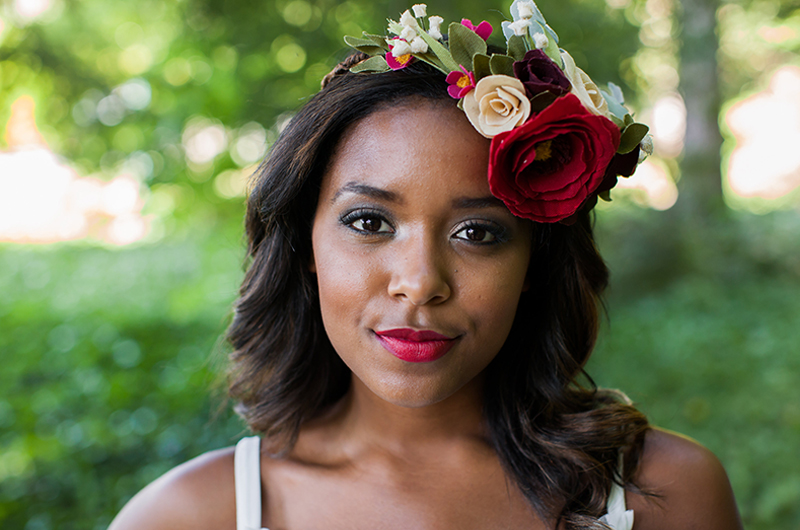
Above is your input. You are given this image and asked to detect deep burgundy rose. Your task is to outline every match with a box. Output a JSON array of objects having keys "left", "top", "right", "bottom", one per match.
[
  {"left": 488, "top": 93, "right": 621, "bottom": 223},
  {"left": 596, "top": 146, "right": 641, "bottom": 195},
  {"left": 513, "top": 49, "right": 571, "bottom": 99}
]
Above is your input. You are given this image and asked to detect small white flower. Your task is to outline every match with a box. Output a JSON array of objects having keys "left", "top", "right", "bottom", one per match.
[
  {"left": 390, "top": 39, "right": 412, "bottom": 57},
  {"left": 412, "top": 4, "right": 427, "bottom": 18},
  {"left": 508, "top": 19, "right": 531, "bottom": 36},
  {"left": 533, "top": 33, "right": 549, "bottom": 49},
  {"left": 517, "top": 1, "right": 535, "bottom": 19},
  {"left": 400, "top": 25, "right": 417, "bottom": 41},
  {"left": 428, "top": 15, "right": 444, "bottom": 39},
  {"left": 639, "top": 134, "right": 654, "bottom": 163},
  {"left": 400, "top": 9, "right": 417, "bottom": 27},
  {"left": 410, "top": 36, "right": 428, "bottom": 54}
]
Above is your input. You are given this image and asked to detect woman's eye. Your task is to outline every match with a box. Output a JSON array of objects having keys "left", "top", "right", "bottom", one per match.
[
  {"left": 454, "top": 225, "right": 498, "bottom": 243},
  {"left": 350, "top": 216, "right": 391, "bottom": 233}
]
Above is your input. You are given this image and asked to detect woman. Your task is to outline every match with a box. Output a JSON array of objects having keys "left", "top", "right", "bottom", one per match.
[{"left": 110, "top": 3, "right": 743, "bottom": 529}]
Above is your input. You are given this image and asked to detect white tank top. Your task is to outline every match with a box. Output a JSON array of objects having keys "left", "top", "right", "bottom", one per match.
[{"left": 233, "top": 436, "right": 633, "bottom": 530}]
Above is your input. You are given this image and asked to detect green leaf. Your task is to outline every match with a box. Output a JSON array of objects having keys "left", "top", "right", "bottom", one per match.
[
  {"left": 415, "top": 51, "right": 446, "bottom": 72},
  {"left": 387, "top": 20, "right": 403, "bottom": 35},
  {"left": 618, "top": 123, "right": 649, "bottom": 154},
  {"left": 363, "top": 33, "right": 390, "bottom": 50},
  {"left": 537, "top": 21, "right": 562, "bottom": 67},
  {"left": 343, "top": 36, "right": 385, "bottom": 56},
  {"left": 417, "top": 30, "right": 459, "bottom": 72},
  {"left": 599, "top": 190, "right": 612, "bottom": 202},
  {"left": 529, "top": 91, "right": 557, "bottom": 112},
  {"left": 489, "top": 54, "right": 515, "bottom": 77},
  {"left": 448, "top": 22, "right": 487, "bottom": 70},
  {"left": 473, "top": 53, "right": 491, "bottom": 81},
  {"left": 506, "top": 35, "right": 527, "bottom": 62},
  {"left": 350, "top": 55, "right": 391, "bottom": 73}
]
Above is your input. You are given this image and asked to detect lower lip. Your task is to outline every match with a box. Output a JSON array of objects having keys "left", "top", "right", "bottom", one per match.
[{"left": 376, "top": 335, "right": 456, "bottom": 363}]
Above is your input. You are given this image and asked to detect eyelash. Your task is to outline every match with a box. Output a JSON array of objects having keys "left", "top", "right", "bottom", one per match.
[
  {"left": 339, "top": 209, "right": 508, "bottom": 246},
  {"left": 340, "top": 209, "right": 394, "bottom": 236}
]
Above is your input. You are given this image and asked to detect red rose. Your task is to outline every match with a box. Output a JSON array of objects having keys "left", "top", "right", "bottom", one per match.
[{"left": 488, "top": 93, "right": 621, "bottom": 223}]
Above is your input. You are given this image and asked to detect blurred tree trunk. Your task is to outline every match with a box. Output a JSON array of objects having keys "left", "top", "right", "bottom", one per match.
[{"left": 676, "top": 0, "right": 725, "bottom": 223}]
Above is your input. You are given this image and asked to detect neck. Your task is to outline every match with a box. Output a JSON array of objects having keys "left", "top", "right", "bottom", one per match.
[{"left": 300, "top": 373, "right": 490, "bottom": 463}]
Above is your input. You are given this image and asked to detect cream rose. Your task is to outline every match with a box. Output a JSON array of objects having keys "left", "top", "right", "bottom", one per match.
[
  {"left": 463, "top": 75, "right": 531, "bottom": 138},
  {"left": 560, "top": 50, "right": 612, "bottom": 120}
]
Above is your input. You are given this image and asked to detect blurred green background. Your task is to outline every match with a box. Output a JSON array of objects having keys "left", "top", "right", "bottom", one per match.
[{"left": 1, "top": 0, "right": 799, "bottom": 528}]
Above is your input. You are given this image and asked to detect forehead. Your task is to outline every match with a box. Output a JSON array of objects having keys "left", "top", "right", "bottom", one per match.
[{"left": 321, "top": 100, "right": 493, "bottom": 200}]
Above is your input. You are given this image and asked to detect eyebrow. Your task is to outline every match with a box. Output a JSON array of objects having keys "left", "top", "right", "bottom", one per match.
[
  {"left": 331, "top": 182, "right": 401, "bottom": 204},
  {"left": 331, "top": 182, "right": 506, "bottom": 211},
  {"left": 451, "top": 196, "right": 506, "bottom": 210}
]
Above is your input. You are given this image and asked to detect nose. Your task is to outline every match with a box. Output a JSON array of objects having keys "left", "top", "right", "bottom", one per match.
[{"left": 387, "top": 233, "right": 451, "bottom": 306}]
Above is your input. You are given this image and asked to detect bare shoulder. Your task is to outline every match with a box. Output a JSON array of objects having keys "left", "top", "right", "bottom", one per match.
[
  {"left": 108, "top": 446, "right": 237, "bottom": 530},
  {"left": 626, "top": 428, "right": 743, "bottom": 530}
]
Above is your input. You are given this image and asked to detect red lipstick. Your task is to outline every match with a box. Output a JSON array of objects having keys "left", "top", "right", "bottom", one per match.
[{"left": 374, "top": 328, "right": 457, "bottom": 363}]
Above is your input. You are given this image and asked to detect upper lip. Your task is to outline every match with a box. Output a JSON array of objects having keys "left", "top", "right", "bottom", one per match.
[{"left": 374, "top": 328, "right": 455, "bottom": 341}]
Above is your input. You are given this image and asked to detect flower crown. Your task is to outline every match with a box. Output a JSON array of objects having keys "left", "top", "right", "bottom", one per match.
[{"left": 343, "top": 1, "right": 653, "bottom": 223}]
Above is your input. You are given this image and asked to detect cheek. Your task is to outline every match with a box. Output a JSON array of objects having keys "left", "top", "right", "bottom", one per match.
[
  {"left": 312, "top": 234, "right": 384, "bottom": 348},
  {"left": 461, "top": 251, "right": 530, "bottom": 345}
]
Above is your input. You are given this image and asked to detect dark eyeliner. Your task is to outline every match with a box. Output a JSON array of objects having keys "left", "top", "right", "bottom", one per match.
[
  {"left": 454, "top": 220, "right": 509, "bottom": 245},
  {"left": 339, "top": 208, "right": 394, "bottom": 235}
]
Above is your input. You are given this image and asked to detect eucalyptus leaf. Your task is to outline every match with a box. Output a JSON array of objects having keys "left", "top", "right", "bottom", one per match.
[
  {"left": 473, "top": 53, "right": 491, "bottom": 81},
  {"left": 350, "top": 55, "right": 391, "bottom": 73},
  {"left": 600, "top": 89, "right": 629, "bottom": 122},
  {"left": 418, "top": 30, "right": 459, "bottom": 72},
  {"left": 489, "top": 54, "right": 515, "bottom": 77},
  {"left": 618, "top": 123, "right": 649, "bottom": 154},
  {"left": 607, "top": 82, "right": 625, "bottom": 105},
  {"left": 343, "top": 36, "right": 385, "bottom": 56},
  {"left": 507, "top": 35, "right": 527, "bottom": 62},
  {"left": 448, "top": 22, "right": 487, "bottom": 70}
]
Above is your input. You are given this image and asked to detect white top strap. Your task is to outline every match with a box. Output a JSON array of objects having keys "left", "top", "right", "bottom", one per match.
[
  {"left": 599, "top": 471, "right": 634, "bottom": 530},
  {"left": 234, "top": 436, "right": 268, "bottom": 530}
]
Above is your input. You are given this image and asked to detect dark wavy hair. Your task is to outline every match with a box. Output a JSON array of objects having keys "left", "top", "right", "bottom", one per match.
[{"left": 227, "top": 53, "right": 649, "bottom": 529}]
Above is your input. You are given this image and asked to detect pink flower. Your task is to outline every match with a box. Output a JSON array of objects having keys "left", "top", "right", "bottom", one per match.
[
  {"left": 386, "top": 43, "right": 414, "bottom": 70},
  {"left": 461, "top": 18, "right": 493, "bottom": 41},
  {"left": 445, "top": 66, "right": 476, "bottom": 99}
]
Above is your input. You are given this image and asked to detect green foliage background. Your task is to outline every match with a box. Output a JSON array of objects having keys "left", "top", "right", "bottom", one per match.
[{"left": 1, "top": 0, "right": 800, "bottom": 528}]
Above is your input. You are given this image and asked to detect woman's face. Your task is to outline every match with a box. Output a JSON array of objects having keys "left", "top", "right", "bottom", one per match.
[{"left": 311, "top": 100, "right": 533, "bottom": 407}]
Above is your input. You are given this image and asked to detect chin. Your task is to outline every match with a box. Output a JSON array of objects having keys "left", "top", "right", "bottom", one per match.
[{"left": 365, "top": 372, "right": 468, "bottom": 408}]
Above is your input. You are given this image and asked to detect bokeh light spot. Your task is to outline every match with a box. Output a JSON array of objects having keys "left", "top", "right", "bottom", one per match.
[
  {"left": 14, "top": 0, "right": 52, "bottom": 21},
  {"left": 164, "top": 57, "right": 192, "bottom": 86},
  {"left": 726, "top": 66, "right": 800, "bottom": 200},
  {"left": 275, "top": 43, "right": 307, "bottom": 73},
  {"left": 283, "top": 0, "right": 313, "bottom": 27},
  {"left": 615, "top": 159, "right": 679, "bottom": 210},
  {"left": 182, "top": 118, "right": 227, "bottom": 164}
]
